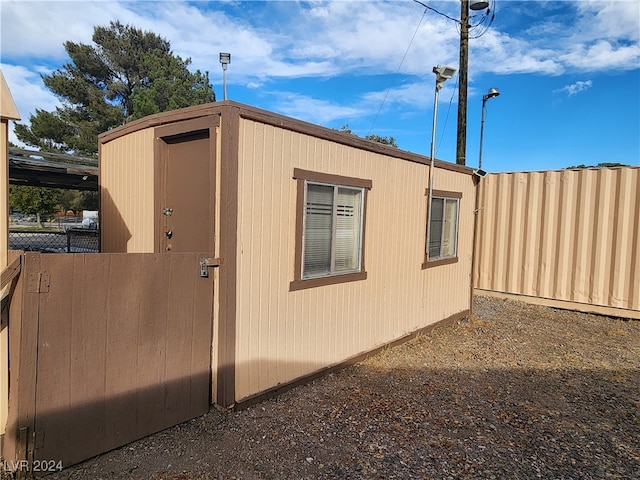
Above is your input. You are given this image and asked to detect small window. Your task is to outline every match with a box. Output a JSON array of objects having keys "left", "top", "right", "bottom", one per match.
[
  {"left": 291, "top": 169, "right": 372, "bottom": 290},
  {"left": 424, "top": 190, "right": 461, "bottom": 268}
]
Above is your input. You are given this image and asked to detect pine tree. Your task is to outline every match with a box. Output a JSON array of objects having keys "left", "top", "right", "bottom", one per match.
[{"left": 15, "top": 21, "right": 215, "bottom": 157}]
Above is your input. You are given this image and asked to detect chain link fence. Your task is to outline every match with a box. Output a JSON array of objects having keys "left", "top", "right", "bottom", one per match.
[{"left": 9, "top": 228, "right": 99, "bottom": 253}]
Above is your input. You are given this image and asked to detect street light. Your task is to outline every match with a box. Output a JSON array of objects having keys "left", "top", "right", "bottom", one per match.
[
  {"left": 470, "top": 0, "right": 489, "bottom": 10},
  {"left": 430, "top": 66, "right": 457, "bottom": 181},
  {"left": 478, "top": 87, "right": 500, "bottom": 170},
  {"left": 219, "top": 52, "right": 231, "bottom": 101},
  {"left": 427, "top": 65, "right": 457, "bottom": 259}
]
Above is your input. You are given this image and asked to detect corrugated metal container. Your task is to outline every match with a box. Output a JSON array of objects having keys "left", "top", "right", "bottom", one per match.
[
  {"left": 99, "top": 101, "right": 477, "bottom": 406},
  {"left": 474, "top": 167, "right": 640, "bottom": 319}
]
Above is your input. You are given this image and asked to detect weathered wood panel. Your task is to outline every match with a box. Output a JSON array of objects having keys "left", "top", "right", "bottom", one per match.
[{"left": 4, "top": 252, "right": 214, "bottom": 469}]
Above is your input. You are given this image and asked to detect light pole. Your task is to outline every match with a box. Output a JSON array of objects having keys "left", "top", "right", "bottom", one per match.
[
  {"left": 219, "top": 52, "right": 231, "bottom": 101},
  {"left": 478, "top": 87, "right": 499, "bottom": 170},
  {"left": 427, "top": 65, "right": 457, "bottom": 259}
]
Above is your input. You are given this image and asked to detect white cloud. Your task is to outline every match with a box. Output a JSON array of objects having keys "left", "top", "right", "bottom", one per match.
[
  {"left": 361, "top": 80, "right": 458, "bottom": 110},
  {"left": 3, "top": 1, "right": 637, "bottom": 86},
  {"left": 554, "top": 80, "right": 593, "bottom": 97},
  {"left": 269, "top": 92, "right": 366, "bottom": 125},
  {"left": 561, "top": 41, "right": 640, "bottom": 71},
  {"left": 0, "top": 63, "right": 61, "bottom": 145},
  {"left": 0, "top": 1, "right": 140, "bottom": 61},
  {"left": 574, "top": 0, "right": 640, "bottom": 43},
  {"left": 471, "top": 1, "right": 639, "bottom": 75},
  {"left": 1, "top": 0, "right": 638, "bottom": 147}
]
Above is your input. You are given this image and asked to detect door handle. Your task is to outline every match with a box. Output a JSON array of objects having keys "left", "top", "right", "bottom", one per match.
[{"left": 165, "top": 230, "right": 173, "bottom": 239}]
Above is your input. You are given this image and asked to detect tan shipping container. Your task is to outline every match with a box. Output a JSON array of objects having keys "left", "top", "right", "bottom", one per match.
[{"left": 474, "top": 167, "right": 640, "bottom": 319}]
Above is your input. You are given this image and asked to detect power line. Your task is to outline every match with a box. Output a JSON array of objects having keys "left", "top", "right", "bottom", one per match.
[
  {"left": 367, "top": 6, "right": 428, "bottom": 136},
  {"left": 413, "top": 0, "right": 459, "bottom": 24},
  {"left": 436, "top": 76, "right": 459, "bottom": 157}
]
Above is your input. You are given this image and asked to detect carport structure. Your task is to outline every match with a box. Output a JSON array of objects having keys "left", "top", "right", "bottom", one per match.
[{"left": 8, "top": 148, "right": 98, "bottom": 192}]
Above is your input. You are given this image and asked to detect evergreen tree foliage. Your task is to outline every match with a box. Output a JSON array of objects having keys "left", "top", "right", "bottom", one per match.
[
  {"left": 566, "top": 162, "right": 629, "bottom": 169},
  {"left": 14, "top": 21, "right": 215, "bottom": 157},
  {"left": 339, "top": 125, "right": 398, "bottom": 148}
]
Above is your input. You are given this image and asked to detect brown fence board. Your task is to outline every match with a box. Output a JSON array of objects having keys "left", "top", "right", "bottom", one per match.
[
  {"left": 71, "top": 255, "right": 109, "bottom": 461},
  {"left": 5, "top": 252, "right": 215, "bottom": 469},
  {"left": 135, "top": 255, "right": 169, "bottom": 437},
  {"left": 34, "top": 254, "right": 73, "bottom": 463},
  {"left": 165, "top": 255, "right": 195, "bottom": 427}
]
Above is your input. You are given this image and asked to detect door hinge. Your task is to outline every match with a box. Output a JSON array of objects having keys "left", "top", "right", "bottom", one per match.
[
  {"left": 27, "top": 272, "right": 50, "bottom": 293},
  {"left": 200, "top": 258, "right": 222, "bottom": 277},
  {"left": 34, "top": 430, "right": 44, "bottom": 449}
]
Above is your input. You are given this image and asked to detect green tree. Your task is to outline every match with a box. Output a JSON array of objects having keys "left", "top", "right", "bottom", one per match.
[
  {"left": 566, "top": 162, "right": 628, "bottom": 169},
  {"left": 56, "top": 190, "right": 99, "bottom": 213},
  {"left": 14, "top": 21, "right": 215, "bottom": 156},
  {"left": 339, "top": 125, "right": 398, "bottom": 148},
  {"left": 9, "top": 186, "right": 61, "bottom": 227}
]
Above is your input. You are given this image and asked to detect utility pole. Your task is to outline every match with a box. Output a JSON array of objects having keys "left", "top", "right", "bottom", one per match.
[{"left": 456, "top": 0, "right": 470, "bottom": 165}]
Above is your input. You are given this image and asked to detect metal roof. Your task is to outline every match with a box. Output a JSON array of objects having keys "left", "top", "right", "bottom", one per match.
[{"left": 9, "top": 148, "right": 98, "bottom": 191}]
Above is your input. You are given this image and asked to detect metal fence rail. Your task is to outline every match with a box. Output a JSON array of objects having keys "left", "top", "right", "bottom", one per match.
[{"left": 9, "top": 229, "right": 99, "bottom": 253}]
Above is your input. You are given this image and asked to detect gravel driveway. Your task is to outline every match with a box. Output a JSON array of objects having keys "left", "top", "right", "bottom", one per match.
[{"left": 41, "top": 296, "right": 640, "bottom": 479}]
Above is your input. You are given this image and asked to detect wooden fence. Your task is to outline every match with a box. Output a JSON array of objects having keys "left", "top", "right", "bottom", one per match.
[{"left": 2, "top": 252, "right": 214, "bottom": 472}]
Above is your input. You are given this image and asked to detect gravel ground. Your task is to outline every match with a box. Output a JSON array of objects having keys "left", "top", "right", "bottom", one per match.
[{"left": 37, "top": 297, "right": 640, "bottom": 479}]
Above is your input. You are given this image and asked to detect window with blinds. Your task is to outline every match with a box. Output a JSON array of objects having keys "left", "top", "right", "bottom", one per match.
[
  {"left": 427, "top": 196, "right": 459, "bottom": 261},
  {"left": 303, "top": 182, "right": 364, "bottom": 278},
  {"left": 290, "top": 168, "right": 371, "bottom": 291}
]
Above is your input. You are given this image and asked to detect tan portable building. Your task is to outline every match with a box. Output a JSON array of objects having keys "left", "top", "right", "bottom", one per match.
[
  {"left": 99, "top": 101, "right": 477, "bottom": 407},
  {"left": 1, "top": 69, "right": 20, "bottom": 441}
]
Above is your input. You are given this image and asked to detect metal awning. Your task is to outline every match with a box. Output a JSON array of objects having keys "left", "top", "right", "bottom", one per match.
[{"left": 9, "top": 148, "right": 98, "bottom": 191}]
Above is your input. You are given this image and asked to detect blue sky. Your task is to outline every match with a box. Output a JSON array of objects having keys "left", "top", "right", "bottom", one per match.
[{"left": 1, "top": 0, "right": 638, "bottom": 172}]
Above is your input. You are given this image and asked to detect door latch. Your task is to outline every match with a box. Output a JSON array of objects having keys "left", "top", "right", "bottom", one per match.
[
  {"left": 163, "top": 208, "right": 173, "bottom": 216},
  {"left": 165, "top": 230, "right": 173, "bottom": 239},
  {"left": 200, "top": 257, "right": 222, "bottom": 277}
]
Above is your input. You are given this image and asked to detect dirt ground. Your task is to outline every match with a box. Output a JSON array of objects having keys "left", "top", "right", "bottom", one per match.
[{"left": 29, "top": 296, "right": 640, "bottom": 479}]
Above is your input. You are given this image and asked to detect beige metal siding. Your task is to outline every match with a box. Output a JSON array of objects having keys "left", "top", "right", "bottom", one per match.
[
  {"left": 0, "top": 71, "right": 20, "bottom": 121},
  {"left": 1, "top": 121, "right": 8, "bottom": 275},
  {"left": 100, "top": 129, "right": 156, "bottom": 253},
  {"left": 1, "top": 120, "right": 8, "bottom": 436},
  {"left": 234, "top": 119, "right": 475, "bottom": 400},
  {"left": 2, "top": 67, "right": 20, "bottom": 436},
  {"left": 475, "top": 167, "right": 640, "bottom": 318}
]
